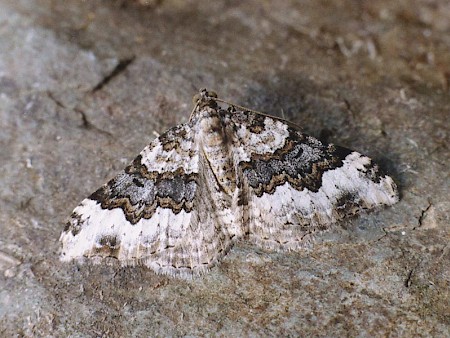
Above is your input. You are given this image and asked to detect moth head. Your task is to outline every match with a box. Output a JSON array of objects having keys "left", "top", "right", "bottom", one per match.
[
  {"left": 192, "top": 88, "right": 218, "bottom": 106},
  {"left": 190, "top": 89, "right": 219, "bottom": 121}
]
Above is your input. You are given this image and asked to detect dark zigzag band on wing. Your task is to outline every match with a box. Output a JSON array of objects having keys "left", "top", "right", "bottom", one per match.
[
  {"left": 240, "top": 138, "right": 389, "bottom": 197},
  {"left": 227, "top": 109, "right": 388, "bottom": 197},
  {"left": 240, "top": 135, "right": 351, "bottom": 196},
  {"left": 88, "top": 155, "right": 197, "bottom": 224}
]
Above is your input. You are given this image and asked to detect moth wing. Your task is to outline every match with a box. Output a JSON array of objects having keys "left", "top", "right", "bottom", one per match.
[
  {"left": 60, "top": 123, "right": 234, "bottom": 277},
  {"left": 226, "top": 109, "right": 398, "bottom": 250}
]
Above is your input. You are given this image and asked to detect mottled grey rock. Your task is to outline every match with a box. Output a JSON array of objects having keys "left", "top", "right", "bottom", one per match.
[{"left": 0, "top": 0, "right": 448, "bottom": 336}]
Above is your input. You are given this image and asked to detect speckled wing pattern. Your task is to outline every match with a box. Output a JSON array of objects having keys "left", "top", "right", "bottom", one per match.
[
  {"left": 60, "top": 89, "right": 399, "bottom": 277},
  {"left": 224, "top": 108, "right": 398, "bottom": 250}
]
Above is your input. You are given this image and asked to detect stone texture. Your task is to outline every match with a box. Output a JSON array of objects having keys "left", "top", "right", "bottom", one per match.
[{"left": 0, "top": 0, "right": 448, "bottom": 336}]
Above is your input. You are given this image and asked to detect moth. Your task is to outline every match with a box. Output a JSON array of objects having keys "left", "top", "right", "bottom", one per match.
[{"left": 60, "top": 89, "right": 398, "bottom": 277}]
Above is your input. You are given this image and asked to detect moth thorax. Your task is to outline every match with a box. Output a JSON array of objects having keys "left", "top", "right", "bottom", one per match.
[{"left": 199, "top": 115, "right": 237, "bottom": 194}]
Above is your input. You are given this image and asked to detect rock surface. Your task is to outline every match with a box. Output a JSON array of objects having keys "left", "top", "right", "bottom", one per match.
[{"left": 0, "top": 0, "right": 448, "bottom": 336}]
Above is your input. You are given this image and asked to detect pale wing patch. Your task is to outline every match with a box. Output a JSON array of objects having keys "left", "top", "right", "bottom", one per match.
[
  {"left": 140, "top": 124, "right": 198, "bottom": 174},
  {"left": 246, "top": 152, "right": 398, "bottom": 251}
]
